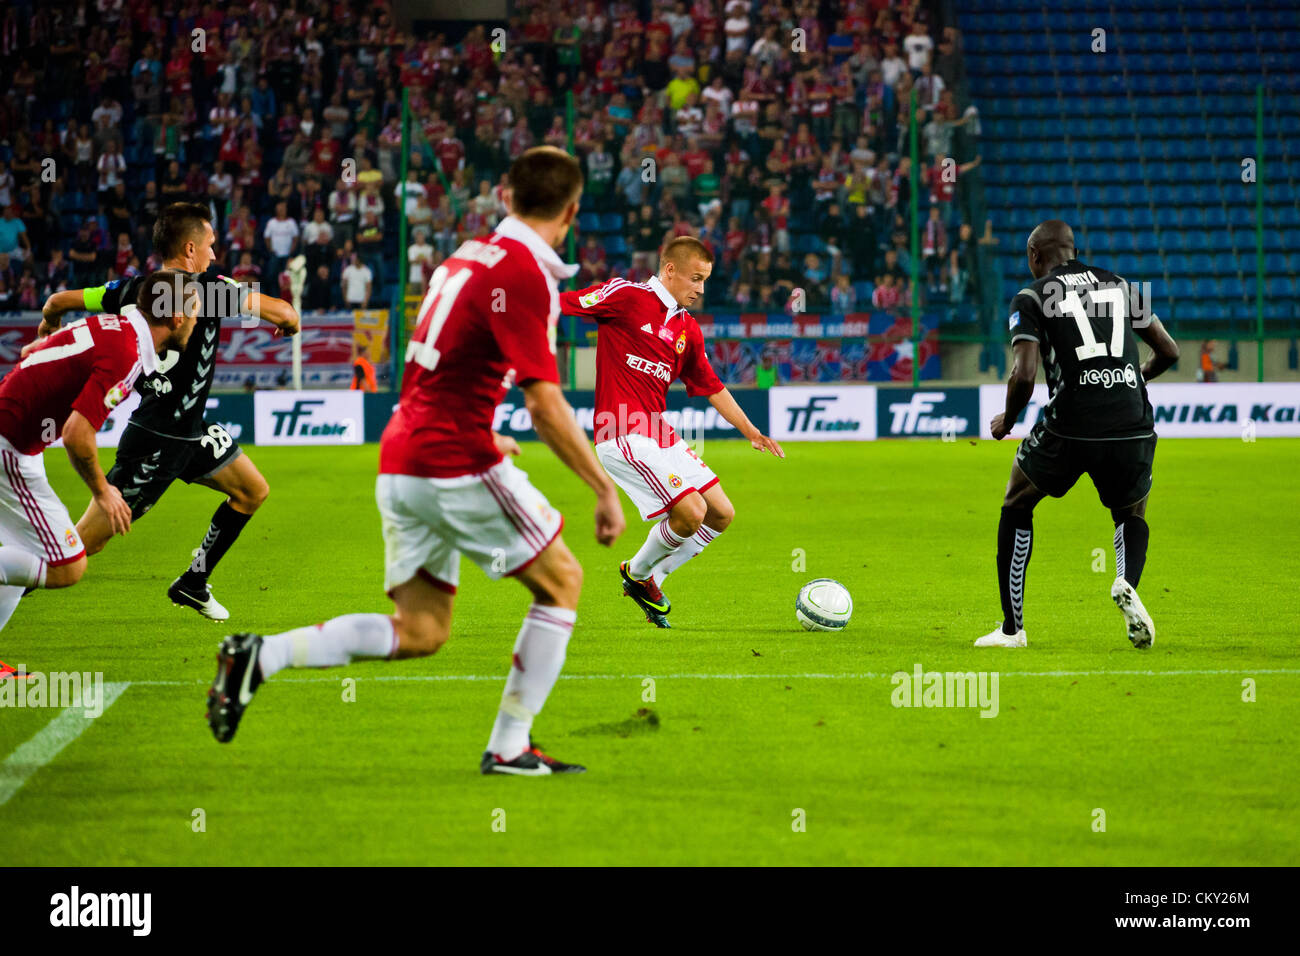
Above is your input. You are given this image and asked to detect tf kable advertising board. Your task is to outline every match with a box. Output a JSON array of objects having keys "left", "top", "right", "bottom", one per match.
[
  {"left": 253, "top": 390, "right": 364, "bottom": 445},
  {"left": 766, "top": 386, "right": 980, "bottom": 440},
  {"left": 767, "top": 385, "right": 879, "bottom": 441}
]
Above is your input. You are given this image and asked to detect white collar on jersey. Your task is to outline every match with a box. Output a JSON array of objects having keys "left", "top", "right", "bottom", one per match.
[
  {"left": 647, "top": 275, "right": 684, "bottom": 318},
  {"left": 493, "top": 215, "right": 580, "bottom": 280},
  {"left": 121, "top": 305, "right": 160, "bottom": 375}
]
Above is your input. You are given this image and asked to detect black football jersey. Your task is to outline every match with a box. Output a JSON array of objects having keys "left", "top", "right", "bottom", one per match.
[
  {"left": 1008, "top": 258, "right": 1156, "bottom": 440},
  {"left": 100, "top": 264, "right": 229, "bottom": 441}
]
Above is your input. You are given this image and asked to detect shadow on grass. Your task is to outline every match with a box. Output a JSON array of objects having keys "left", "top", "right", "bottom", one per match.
[{"left": 570, "top": 707, "right": 661, "bottom": 737}]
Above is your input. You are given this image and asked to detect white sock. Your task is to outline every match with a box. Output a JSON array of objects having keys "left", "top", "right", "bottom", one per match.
[
  {"left": 487, "top": 604, "right": 577, "bottom": 760},
  {"left": 0, "top": 547, "right": 46, "bottom": 589},
  {"left": 0, "top": 585, "right": 24, "bottom": 632},
  {"left": 259, "top": 613, "right": 398, "bottom": 679},
  {"left": 627, "top": 519, "right": 687, "bottom": 580},
  {"left": 653, "top": 524, "right": 720, "bottom": 585}
]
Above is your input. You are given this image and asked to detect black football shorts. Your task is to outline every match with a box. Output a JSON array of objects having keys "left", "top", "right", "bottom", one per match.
[
  {"left": 107, "top": 421, "right": 243, "bottom": 520},
  {"left": 1015, "top": 421, "right": 1156, "bottom": 510}
]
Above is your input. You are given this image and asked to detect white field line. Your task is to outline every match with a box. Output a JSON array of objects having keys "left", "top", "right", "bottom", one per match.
[
  {"left": 119, "top": 668, "right": 1300, "bottom": 688},
  {"left": 0, "top": 681, "right": 129, "bottom": 808}
]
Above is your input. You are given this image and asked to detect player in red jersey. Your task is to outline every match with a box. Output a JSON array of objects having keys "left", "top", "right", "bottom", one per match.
[
  {"left": 560, "top": 237, "right": 784, "bottom": 628},
  {"left": 0, "top": 273, "right": 198, "bottom": 634},
  {"left": 207, "top": 148, "right": 627, "bottom": 775}
]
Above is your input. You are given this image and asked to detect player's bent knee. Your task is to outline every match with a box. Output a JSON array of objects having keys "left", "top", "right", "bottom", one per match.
[
  {"left": 546, "top": 551, "right": 584, "bottom": 608},
  {"left": 708, "top": 503, "right": 735, "bottom": 531},
  {"left": 560, "top": 551, "right": 583, "bottom": 600},
  {"left": 670, "top": 495, "right": 707, "bottom": 535},
  {"left": 521, "top": 541, "right": 583, "bottom": 609},
  {"left": 45, "top": 557, "right": 87, "bottom": 589},
  {"left": 238, "top": 477, "right": 270, "bottom": 513}
]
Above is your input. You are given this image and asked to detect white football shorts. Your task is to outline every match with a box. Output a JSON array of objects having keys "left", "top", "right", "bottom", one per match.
[
  {"left": 375, "top": 457, "right": 564, "bottom": 594},
  {"left": 0, "top": 436, "right": 85, "bottom": 568},
  {"left": 595, "top": 432, "right": 719, "bottom": 521}
]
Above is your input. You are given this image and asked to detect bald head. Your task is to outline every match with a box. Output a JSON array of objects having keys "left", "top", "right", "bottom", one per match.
[{"left": 1027, "top": 219, "right": 1076, "bottom": 278}]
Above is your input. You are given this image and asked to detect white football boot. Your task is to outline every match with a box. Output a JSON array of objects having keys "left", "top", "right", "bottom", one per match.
[
  {"left": 169, "top": 577, "right": 231, "bottom": 622},
  {"left": 974, "top": 624, "right": 1027, "bottom": 647},
  {"left": 1111, "top": 578, "right": 1154, "bottom": 648}
]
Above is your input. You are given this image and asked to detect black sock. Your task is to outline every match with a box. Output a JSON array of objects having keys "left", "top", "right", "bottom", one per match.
[
  {"left": 1114, "top": 516, "right": 1150, "bottom": 588},
  {"left": 997, "top": 506, "right": 1034, "bottom": 634},
  {"left": 181, "top": 502, "right": 252, "bottom": 586}
]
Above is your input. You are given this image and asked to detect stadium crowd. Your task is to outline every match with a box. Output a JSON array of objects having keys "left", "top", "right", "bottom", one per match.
[{"left": 0, "top": 0, "right": 986, "bottom": 318}]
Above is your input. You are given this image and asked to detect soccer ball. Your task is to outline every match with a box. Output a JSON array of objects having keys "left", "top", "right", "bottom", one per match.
[{"left": 796, "top": 579, "right": 853, "bottom": 631}]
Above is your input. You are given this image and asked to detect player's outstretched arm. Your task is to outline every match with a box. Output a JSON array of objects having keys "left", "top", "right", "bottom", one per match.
[
  {"left": 991, "top": 339, "right": 1039, "bottom": 440},
  {"left": 707, "top": 387, "right": 785, "bottom": 458},
  {"left": 63, "top": 411, "right": 131, "bottom": 536},
  {"left": 30, "top": 289, "right": 91, "bottom": 347},
  {"left": 1136, "top": 315, "right": 1179, "bottom": 381},
  {"left": 231, "top": 281, "right": 301, "bottom": 337},
  {"left": 522, "top": 379, "right": 625, "bottom": 546}
]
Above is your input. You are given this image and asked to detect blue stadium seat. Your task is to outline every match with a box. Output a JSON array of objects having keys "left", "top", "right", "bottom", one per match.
[
  {"left": 1154, "top": 207, "right": 1181, "bottom": 228},
  {"left": 1204, "top": 207, "right": 1230, "bottom": 228},
  {"left": 1267, "top": 277, "right": 1295, "bottom": 298},
  {"left": 1100, "top": 185, "right": 1127, "bottom": 205},
  {"left": 1133, "top": 232, "right": 1161, "bottom": 253},
  {"left": 1221, "top": 275, "right": 1247, "bottom": 300}
]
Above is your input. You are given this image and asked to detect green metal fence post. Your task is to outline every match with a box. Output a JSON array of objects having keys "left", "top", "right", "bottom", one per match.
[
  {"left": 1255, "top": 84, "right": 1265, "bottom": 383},
  {"left": 909, "top": 86, "right": 920, "bottom": 388},
  {"left": 567, "top": 89, "right": 577, "bottom": 387},
  {"left": 393, "top": 87, "right": 410, "bottom": 392}
]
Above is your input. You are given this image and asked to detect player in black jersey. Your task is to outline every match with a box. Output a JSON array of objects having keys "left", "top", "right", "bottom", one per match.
[
  {"left": 33, "top": 202, "right": 300, "bottom": 620},
  {"left": 977, "top": 220, "right": 1180, "bottom": 649}
]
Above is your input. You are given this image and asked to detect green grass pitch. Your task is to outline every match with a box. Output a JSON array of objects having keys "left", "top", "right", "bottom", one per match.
[{"left": 3, "top": 437, "right": 1297, "bottom": 865}]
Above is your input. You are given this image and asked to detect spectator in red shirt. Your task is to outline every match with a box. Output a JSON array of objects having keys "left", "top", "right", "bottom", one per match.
[
  {"left": 232, "top": 250, "right": 261, "bottom": 284},
  {"left": 723, "top": 217, "right": 748, "bottom": 269},
  {"left": 165, "top": 45, "right": 192, "bottom": 98},
  {"left": 577, "top": 233, "right": 608, "bottom": 286},
  {"left": 680, "top": 137, "right": 710, "bottom": 179},
  {"left": 807, "top": 67, "right": 835, "bottom": 147},
  {"left": 436, "top": 134, "right": 466, "bottom": 178},
  {"left": 921, "top": 206, "right": 949, "bottom": 293},
  {"left": 761, "top": 184, "right": 790, "bottom": 254},
  {"left": 927, "top": 152, "right": 980, "bottom": 224},
  {"left": 872, "top": 273, "right": 901, "bottom": 310},
  {"left": 311, "top": 130, "right": 342, "bottom": 180}
]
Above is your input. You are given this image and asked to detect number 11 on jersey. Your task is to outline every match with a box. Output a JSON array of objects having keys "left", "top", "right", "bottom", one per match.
[{"left": 406, "top": 265, "right": 473, "bottom": 372}]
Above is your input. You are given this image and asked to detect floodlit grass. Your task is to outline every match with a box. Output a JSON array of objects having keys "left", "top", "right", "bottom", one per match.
[{"left": 3, "top": 438, "right": 1297, "bottom": 864}]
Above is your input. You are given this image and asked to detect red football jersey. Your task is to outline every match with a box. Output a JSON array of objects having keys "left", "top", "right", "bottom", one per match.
[
  {"left": 379, "top": 216, "right": 578, "bottom": 479},
  {"left": 0, "top": 312, "right": 154, "bottom": 456},
  {"left": 560, "top": 275, "right": 724, "bottom": 448}
]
